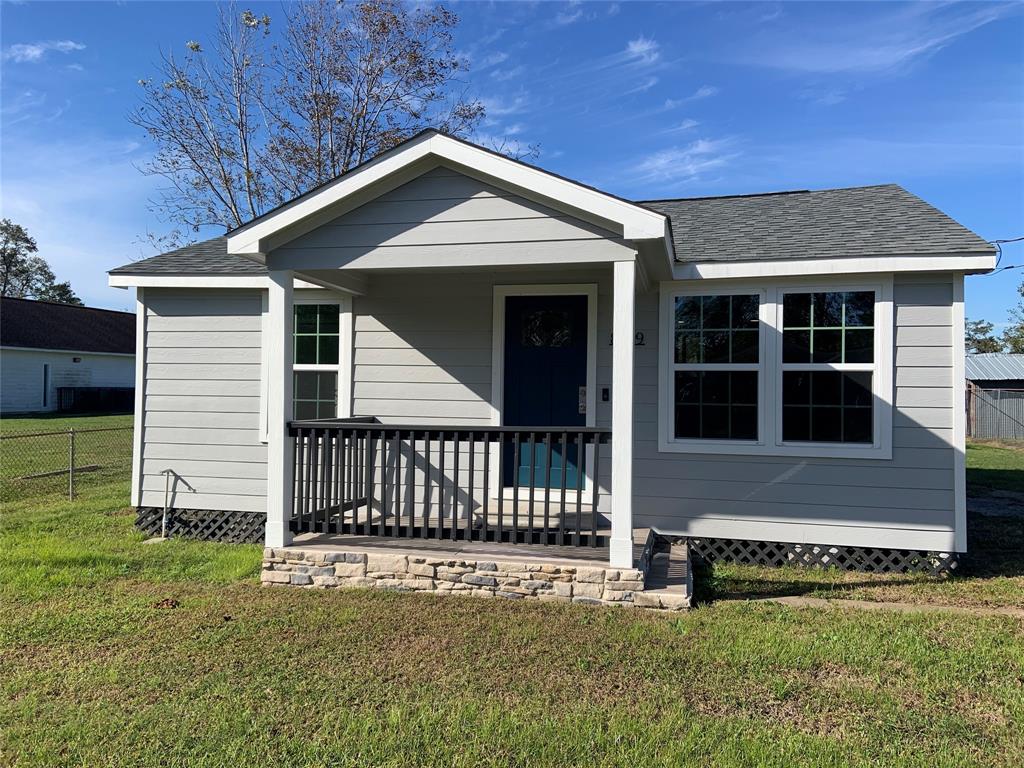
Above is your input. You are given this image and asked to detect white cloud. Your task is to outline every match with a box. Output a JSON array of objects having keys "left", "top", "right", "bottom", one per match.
[
  {"left": 746, "top": 3, "right": 1013, "bottom": 74},
  {"left": 491, "top": 65, "right": 525, "bottom": 82},
  {"left": 552, "top": 8, "right": 583, "bottom": 27},
  {"left": 665, "top": 119, "right": 700, "bottom": 133},
  {"left": 625, "top": 36, "right": 660, "bottom": 65},
  {"left": 689, "top": 85, "right": 719, "bottom": 100},
  {"left": 633, "top": 138, "right": 739, "bottom": 184},
  {"left": 626, "top": 76, "right": 659, "bottom": 95},
  {"left": 607, "top": 3, "right": 621, "bottom": 17},
  {"left": 481, "top": 94, "right": 529, "bottom": 117},
  {"left": 480, "top": 51, "right": 509, "bottom": 68},
  {"left": 3, "top": 40, "right": 85, "bottom": 63}
]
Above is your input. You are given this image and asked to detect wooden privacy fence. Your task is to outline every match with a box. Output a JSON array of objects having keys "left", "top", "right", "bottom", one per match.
[
  {"left": 289, "top": 419, "right": 612, "bottom": 547},
  {"left": 966, "top": 386, "right": 1024, "bottom": 440}
]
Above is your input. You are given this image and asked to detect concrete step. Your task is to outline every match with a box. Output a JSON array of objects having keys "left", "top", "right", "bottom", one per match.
[{"left": 639, "top": 541, "right": 691, "bottom": 610}]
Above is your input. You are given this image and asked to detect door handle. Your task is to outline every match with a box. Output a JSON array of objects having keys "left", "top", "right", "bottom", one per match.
[{"left": 578, "top": 386, "right": 587, "bottom": 415}]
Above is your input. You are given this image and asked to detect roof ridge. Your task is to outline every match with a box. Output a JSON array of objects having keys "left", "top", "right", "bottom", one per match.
[
  {"left": 638, "top": 182, "right": 901, "bottom": 204},
  {"left": 0, "top": 296, "right": 134, "bottom": 315}
]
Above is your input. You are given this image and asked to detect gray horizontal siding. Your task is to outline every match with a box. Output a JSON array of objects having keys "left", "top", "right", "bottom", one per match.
[
  {"left": 271, "top": 166, "right": 628, "bottom": 269},
  {"left": 139, "top": 289, "right": 266, "bottom": 513},
  {"left": 632, "top": 274, "right": 958, "bottom": 550}
]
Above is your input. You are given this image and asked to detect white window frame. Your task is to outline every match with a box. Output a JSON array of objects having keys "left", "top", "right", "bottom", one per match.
[
  {"left": 260, "top": 290, "right": 352, "bottom": 443},
  {"left": 659, "top": 285, "right": 769, "bottom": 453},
  {"left": 774, "top": 282, "right": 892, "bottom": 458},
  {"left": 658, "top": 276, "right": 893, "bottom": 459}
]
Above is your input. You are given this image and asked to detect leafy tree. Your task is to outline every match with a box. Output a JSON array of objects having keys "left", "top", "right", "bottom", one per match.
[
  {"left": 966, "top": 319, "right": 1003, "bottom": 354},
  {"left": 1003, "top": 281, "right": 1024, "bottom": 353},
  {"left": 131, "top": 0, "right": 492, "bottom": 234},
  {"left": 35, "top": 281, "right": 83, "bottom": 306},
  {"left": 0, "top": 219, "right": 82, "bottom": 305}
]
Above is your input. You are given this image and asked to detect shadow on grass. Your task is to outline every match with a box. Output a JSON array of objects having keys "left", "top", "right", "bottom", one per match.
[{"left": 693, "top": 512, "right": 1024, "bottom": 604}]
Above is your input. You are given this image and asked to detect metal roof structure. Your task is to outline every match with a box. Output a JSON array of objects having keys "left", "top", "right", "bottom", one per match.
[{"left": 966, "top": 353, "right": 1024, "bottom": 382}]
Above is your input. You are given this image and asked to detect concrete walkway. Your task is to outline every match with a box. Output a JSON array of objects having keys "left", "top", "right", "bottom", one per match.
[{"left": 751, "top": 595, "right": 1024, "bottom": 620}]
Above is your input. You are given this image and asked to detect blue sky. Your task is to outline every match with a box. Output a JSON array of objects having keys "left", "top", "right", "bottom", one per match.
[{"left": 2, "top": 1, "right": 1022, "bottom": 324}]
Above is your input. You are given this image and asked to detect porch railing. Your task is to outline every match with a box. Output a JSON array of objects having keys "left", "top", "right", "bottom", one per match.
[{"left": 288, "top": 418, "right": 612, "bottom": 547}]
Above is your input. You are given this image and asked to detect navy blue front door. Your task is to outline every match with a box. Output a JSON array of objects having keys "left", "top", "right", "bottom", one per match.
[{"left": 503, "top": 294, "right": 588, "bottom": 488}]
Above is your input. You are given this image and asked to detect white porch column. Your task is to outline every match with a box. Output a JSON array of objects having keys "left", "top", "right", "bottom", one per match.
[
  {"left": 609, "top": 259, "right": 636, "bottom": 568},
  {"left": 266, "top": 269, "right": 295, "bottom": 548}
]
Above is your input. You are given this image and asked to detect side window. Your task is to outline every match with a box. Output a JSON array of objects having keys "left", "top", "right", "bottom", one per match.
[
  {"left": 780, "top": 291, "right": 876, "bottom": 444},
  {"left": 293, "top": 303, "right": 341, "bottom": 419},
  {"left": 670, "top": 294, "right": 761, "bottom": 441}
]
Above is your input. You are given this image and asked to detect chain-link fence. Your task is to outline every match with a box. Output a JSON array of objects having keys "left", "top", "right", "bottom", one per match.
[
  {"left": 0, "top": 426, "right": 133, "bottom": 502},
  {"left": 967, "top": 386, "right": 1024, "bottom": 441}
]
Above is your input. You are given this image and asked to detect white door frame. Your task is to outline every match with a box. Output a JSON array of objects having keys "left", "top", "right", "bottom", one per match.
[{"left": 489, "top": 283, "right": 599, "bottom": 499}]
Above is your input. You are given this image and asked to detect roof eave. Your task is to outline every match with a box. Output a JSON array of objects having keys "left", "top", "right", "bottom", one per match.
[{"left": 672, "top": 251, "right": 997, "bottom": 281}]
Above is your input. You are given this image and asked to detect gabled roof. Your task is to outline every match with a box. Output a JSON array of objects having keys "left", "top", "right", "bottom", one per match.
[
  {"left": 643, "top": 184, "right": 995, "bottom": 263},
  {"left": 226, "top": 129, "right": 670, "bottom": 255},
  {"left": 966, "top": 354, "right": 1024, "bottom": 382},
  {"left": 108, "top": 237, "right": 265, "bottom": 275},
  {"left": 0, "top": 297, "right": 135, "bottom": 354}
]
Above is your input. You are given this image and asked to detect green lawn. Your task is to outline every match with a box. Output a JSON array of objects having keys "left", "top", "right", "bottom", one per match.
[
  {"left": 2, "top": 480, "right": 1023, "bottom": 767},
  {"left": 703, "top": 441, "right": 1024, "bottom": 609},
  {"left": 967, "top": 440, "right": 1024, "bottom": 493},
  {"left": 0, "top": 412, "right": 133, "bottom": 434}
]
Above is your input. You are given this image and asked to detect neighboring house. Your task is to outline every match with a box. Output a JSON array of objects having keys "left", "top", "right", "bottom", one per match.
[
  {"left": 966, "top": 353, "right": 1024, "bottom": 390},
  {"left": 109, "top": 131, "right": 993, "bottom": 602},
  {"left": 0, "top": 297, "right": 136, "bottom": 414}
]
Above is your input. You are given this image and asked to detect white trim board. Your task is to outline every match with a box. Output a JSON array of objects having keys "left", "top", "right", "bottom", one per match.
[
  {"left": 673, "top": 254, "right": 995, "bottom": 281},
  {"left": 109, "top": 274, "right": 337, "bottom": 291},
  {"left": 130, "top": 288, "right": 146, "bottom": 507},
  {"left": 490, "top": 283, "right": 599, "bottom": 496},
  {"left": 952, "top": 275, "right": 967, "bottom": 552}
]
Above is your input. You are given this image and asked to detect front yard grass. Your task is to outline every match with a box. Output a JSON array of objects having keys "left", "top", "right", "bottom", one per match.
[
  {"left": 703, "top": 441, "right": 1024, "bottom": 609},
  {"left": 2, "top": 481, "right": 1023, "bottom": 767}
]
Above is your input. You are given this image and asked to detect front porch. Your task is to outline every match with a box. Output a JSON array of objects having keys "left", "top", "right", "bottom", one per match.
[{"left": 264, "top": 260, "right": 642, "bottom": 569}]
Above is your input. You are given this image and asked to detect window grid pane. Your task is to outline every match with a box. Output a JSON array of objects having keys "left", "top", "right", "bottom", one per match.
[
  {"left": 782, "top": 371, "right": 872, "bottom": 444},
  {"left": 675, "top": 371, "right": 758, "bottom": 441},
  {"left": 675, "top": 294, "right": 760, "bottom": 364},
  {"left": 294, "top": 304, "right": 340, "bottom": 365},
  {"left": 293, "top": 371, "right": 338, "bottom": 420},
  {"left": 782, "top": 291, "right": 874, "bottom": 364}
]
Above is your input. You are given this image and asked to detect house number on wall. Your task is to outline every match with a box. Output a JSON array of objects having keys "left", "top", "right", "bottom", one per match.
[{"left": 608, "top": 332, "right": 646, "bottom": 346}]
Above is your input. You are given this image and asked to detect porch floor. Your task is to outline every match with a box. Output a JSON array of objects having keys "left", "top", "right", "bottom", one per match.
[{"left": 287, "top": 527, "right": 649, "bottom": 569}]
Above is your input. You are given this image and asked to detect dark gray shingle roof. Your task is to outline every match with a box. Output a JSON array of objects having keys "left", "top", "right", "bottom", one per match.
[
  {"left": 108, "top": 237, "right": 266, "bottom": 275},
  {"left": 0, "top": 297, "right": 135, "bottom": 354},
  {"left": 641, "top": 184, "right": 994, "bottom": 263},
  {"left": 110, "top": 184, "right": 994, "bottom": 275}
]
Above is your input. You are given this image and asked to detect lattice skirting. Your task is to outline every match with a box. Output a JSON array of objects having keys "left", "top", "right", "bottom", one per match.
[
  {"left": 135, "top": 507, "right": 265, "bottom": 545},
  {"left": 687, "top": 537, "right": 959, "bottom": 576}
]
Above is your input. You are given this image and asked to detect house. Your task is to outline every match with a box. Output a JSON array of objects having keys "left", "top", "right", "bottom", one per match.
[
  {"left": 0, "top": 297, "right": 136, "bottom": 414},
  {"left": 108, "top": 130, "right": 994, "bottom": 607}
]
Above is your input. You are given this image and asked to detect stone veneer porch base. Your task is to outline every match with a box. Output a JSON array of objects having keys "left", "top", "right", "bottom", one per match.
[{"left": 260, "top": 546, "right": 689, "bottom": 610}]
